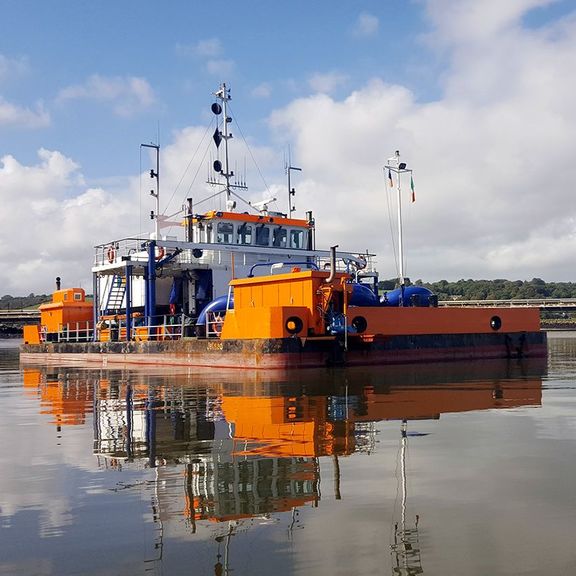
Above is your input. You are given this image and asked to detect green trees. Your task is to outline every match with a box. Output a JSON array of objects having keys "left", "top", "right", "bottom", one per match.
[
  {"left": 378, "top": 278, "right": 576, "bottom": 300},
  {"left": 0, "top": 294, "right": 51, "bottom": 309}
]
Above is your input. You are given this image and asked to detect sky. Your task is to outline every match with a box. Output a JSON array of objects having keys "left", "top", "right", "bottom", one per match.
[{"left": 1, "top": 0, "right": 576, "bottom": 295}]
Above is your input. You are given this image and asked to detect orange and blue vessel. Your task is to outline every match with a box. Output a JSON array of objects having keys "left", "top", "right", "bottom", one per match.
[{"left": 20, "top": 83, "right": 547, "bottom": 368}]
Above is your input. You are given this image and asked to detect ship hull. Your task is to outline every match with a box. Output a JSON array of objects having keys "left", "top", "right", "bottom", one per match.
[{"left": 20, "top": 330, "right": 547, "bottom": 370}]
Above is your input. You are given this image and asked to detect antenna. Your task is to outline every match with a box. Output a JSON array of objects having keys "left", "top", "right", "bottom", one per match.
[
  {"left": 285, "top": 148, "right": 301, "bottom": 215},
  {"left": 250, "top": 197, "right": 277, "bottom": 212},
  {"left": 141, "top": 142, "right": 160, "bottom": 239}
]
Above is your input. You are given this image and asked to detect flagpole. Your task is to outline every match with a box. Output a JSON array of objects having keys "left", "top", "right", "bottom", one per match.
[
  {"left": 385, "top": 151, "right": 413, "bottom": 303},
  {"left": 396, "top": 153, "right": 405, "bottom": 289}
]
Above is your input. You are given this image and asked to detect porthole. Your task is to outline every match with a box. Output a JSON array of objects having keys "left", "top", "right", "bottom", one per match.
[
  {"left": 351, "top": 316, "right": 368, "bottom": 334},
  {"left": 285, "top": 316, "right": 304, "bottom": 335},
  {"left": 490, "top": 316, "right": 502, "bottom": 331}
]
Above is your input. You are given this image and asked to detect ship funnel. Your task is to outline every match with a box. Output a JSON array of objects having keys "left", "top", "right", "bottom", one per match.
[{"left": 56, "top": 277, "right": 61, "bottom": 290}]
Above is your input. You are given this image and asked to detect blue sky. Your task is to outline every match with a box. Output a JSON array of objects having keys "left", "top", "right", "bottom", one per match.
[
  {"left": 1, "top": 0, "right": 576, "bottom": 293},
  {"left": 1, "top": 0, "right": 430, "bottom": 176}
]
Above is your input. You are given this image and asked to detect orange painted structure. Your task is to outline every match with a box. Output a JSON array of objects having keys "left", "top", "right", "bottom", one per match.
[
  {"left": 23, "top": 288, "right": 93, "bottom": 345},
  {"left": 221, "top": 269, "right": 541, "bottom": 340},
  {"left": 222, "top": 270, "right": 352, "bottom": 339}
]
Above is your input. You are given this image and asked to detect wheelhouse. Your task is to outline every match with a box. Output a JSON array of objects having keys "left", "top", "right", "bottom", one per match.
[{"left": 188, "top": 211, "right": 313, "bottom": 250}]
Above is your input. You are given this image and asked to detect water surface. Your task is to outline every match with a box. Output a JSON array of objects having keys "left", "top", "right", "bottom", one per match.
[{"left": 1, "top": 336, "right": 576, "bottom": 575}]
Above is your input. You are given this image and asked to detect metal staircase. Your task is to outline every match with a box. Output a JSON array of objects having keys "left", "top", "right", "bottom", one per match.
[{"left": 104, "top": 275, "right": 126, "bottom": 313}]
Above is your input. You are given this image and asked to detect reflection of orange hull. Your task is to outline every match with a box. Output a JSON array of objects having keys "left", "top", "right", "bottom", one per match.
[
  {"left": 361, "top": 381, "right": 542, "bottom": 421},
  {"left": 221, "top": 378, "right": 541, "bottom": 458}
]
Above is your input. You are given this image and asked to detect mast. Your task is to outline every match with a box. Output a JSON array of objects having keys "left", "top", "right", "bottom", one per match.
[
  {"left": 142, "top": 143, "right": 160, "bottom": 239},
  {"left": 385, "top": 151, "right": 412, "bottom": 296},
  {"left": 210, "top": 83, "right": 247, "bottom": 211},
  {"left": 285, "top": 149, "right": 301, "bottom": 215},
  {"left": 391, "top": 419, "right": 423, "bottom": 575}
]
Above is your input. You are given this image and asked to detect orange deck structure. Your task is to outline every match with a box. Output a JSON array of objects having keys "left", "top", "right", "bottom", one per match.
[{"left": 23, "top": 288, "right": 93, "bottom": 345}]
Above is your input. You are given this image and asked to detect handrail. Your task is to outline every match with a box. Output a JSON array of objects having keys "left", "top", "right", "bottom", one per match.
[{"left": 248, "top": 261, "right": 319, "bottom": 277}]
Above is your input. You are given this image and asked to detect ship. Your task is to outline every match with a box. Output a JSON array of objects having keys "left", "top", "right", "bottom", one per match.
[{"left": 20, "top": 83, "right": 547, "bottom": 369}]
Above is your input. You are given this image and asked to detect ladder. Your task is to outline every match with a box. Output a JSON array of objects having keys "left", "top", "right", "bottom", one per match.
[{"left": 104, "top": 275, "right": 126, "bottom": 313}]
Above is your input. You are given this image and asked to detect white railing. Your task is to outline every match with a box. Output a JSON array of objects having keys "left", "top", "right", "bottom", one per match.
[
  {"left": 56, "top": 322, "right": 94, "bottom": 342},
  {"left": 94, "top": 237, "right": 150, "bottom": 267}
]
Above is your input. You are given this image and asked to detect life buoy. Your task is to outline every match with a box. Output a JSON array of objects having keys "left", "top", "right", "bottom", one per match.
[
  {"left": 107, "top": 246, "right": 116, "bottom": 263},
  {"left": 155, "top": 246, "right": 165, "bottom": 260}
]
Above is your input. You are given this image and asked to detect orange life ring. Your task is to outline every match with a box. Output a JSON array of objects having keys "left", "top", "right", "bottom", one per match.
[
  {"left": 155, "top": 246, "right": 165, "bottom": 260},
  {"left": 107, "top": 246, "right": 116, "bottom": 263}
]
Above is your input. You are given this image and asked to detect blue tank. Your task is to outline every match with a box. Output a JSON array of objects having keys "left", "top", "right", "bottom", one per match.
[
  {"left": 350, "top": 283, "right": 380, "bottom": 306},
  {"left": 381, "top": 286, "right": 436, "bottom": 307}
]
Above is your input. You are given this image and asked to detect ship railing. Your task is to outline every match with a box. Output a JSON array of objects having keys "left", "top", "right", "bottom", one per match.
[
  {"left": 315, "top": 253, "right": 377, "bottom": 275},
  {"left": 55, "top": 322, "right": 94, "bottom": 343},
  {"left": 94, "top": 314, "right": 194, "bottom": 342},
  {"left": 94, "top": 237, "right": 151, "bottom": 267},
  {"left": 205, "top": 311, "right": 224, "bottom": 339},
  {"left": 129, "top": 314, "right": 191, "bottom": 341}
]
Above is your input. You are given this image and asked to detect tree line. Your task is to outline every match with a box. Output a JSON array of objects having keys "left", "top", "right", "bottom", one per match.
[
  {"left": 0, "top": 293, "right": 51, "bottom": 310},
  {"left": 378, "top": 278, "right": 576, "bottom": 301}
]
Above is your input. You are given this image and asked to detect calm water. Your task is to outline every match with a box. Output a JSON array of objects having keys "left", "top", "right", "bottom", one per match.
[{"left": 1, "top": 336, "right": 576, "bottom": 575}]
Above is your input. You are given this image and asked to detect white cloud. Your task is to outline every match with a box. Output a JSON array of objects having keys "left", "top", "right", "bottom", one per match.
[
  {"left": 0, "top": 97, "right": 50, "bottom": 128},
  {"left": 194, "top": 38, "right": 223, "bottom": 58},
  {"left": 308, "top": 72, "right": 349, "bottom": 94},
  {"left": 424, "top": 0, "right": 558, "bottom": 46},
  {"left": 176, "top": 38, "right": 223, "bottom": 58},
  {"left": 252, "top": 82, "right": 272, "bottom": 99},
  {"left": 0, "top": 149, "right": 140, "bottom": 294},
  {"left": 57, "top": 74, "right": 155, "bottom": 117},
  {"left": 206, "top": 59, "right": 235, "bottom": 77},
  {"left": 268, "top": 1, "right": 576, "bottom": 281},
  {"left": 0, "top": 54, "right": 48, "bottom": 128},
  {"left": 353, "top": 12, "right": 379, "bottom": 37},
  {"left": 0, "top": 54, "right": 29, "bottom": 84},
  {"left": 175, "top": 37, "right": 234, "bottom": 79}
]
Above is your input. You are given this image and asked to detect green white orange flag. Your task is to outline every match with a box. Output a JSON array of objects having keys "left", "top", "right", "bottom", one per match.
[{"left": 410, "top": 175, "right": 416, "bottom": 202}]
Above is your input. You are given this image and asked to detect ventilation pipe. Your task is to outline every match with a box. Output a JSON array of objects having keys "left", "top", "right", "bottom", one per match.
[
  {"left": 325, "top": 245, "right": 338, "bottom": 283},
  {"left": 56, "top": 277, "right": 61, "bottom": 290}
]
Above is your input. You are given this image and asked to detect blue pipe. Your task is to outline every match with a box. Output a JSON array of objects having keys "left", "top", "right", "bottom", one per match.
[
  {"left": 147, "top": 241, "right": 156, "bottom": 325},
  {"left": 125, "top": 264, "right": 132, "bottom": 341},
  {"left": 197, "top": 295, "right": 234, "bottom": 326}
]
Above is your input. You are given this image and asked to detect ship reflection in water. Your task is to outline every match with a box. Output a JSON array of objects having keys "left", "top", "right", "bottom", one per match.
[{"left": 20, "top": 358, "right": 545, "bottom": 575}]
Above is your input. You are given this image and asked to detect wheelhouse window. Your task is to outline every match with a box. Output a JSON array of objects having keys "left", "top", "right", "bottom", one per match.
[
  {"left": 216, "top": 222, "right": 234, "bottom": 244},
  {"left": 272, "top": 227, "right": 287, "bottom": 248},
  {"left": 290, "top": 229, "right": 304, "bottom": 249},
  {"left": 255, "top": 225, "right": 270, "bottom": 246},
  {"left": 238, "top": 224, "right": 253, "bottom": 245}
]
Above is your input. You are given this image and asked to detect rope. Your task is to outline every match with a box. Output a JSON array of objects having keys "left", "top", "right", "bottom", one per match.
[{"left": 227, "top": 102, "right": 273, "bottom": 198}]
